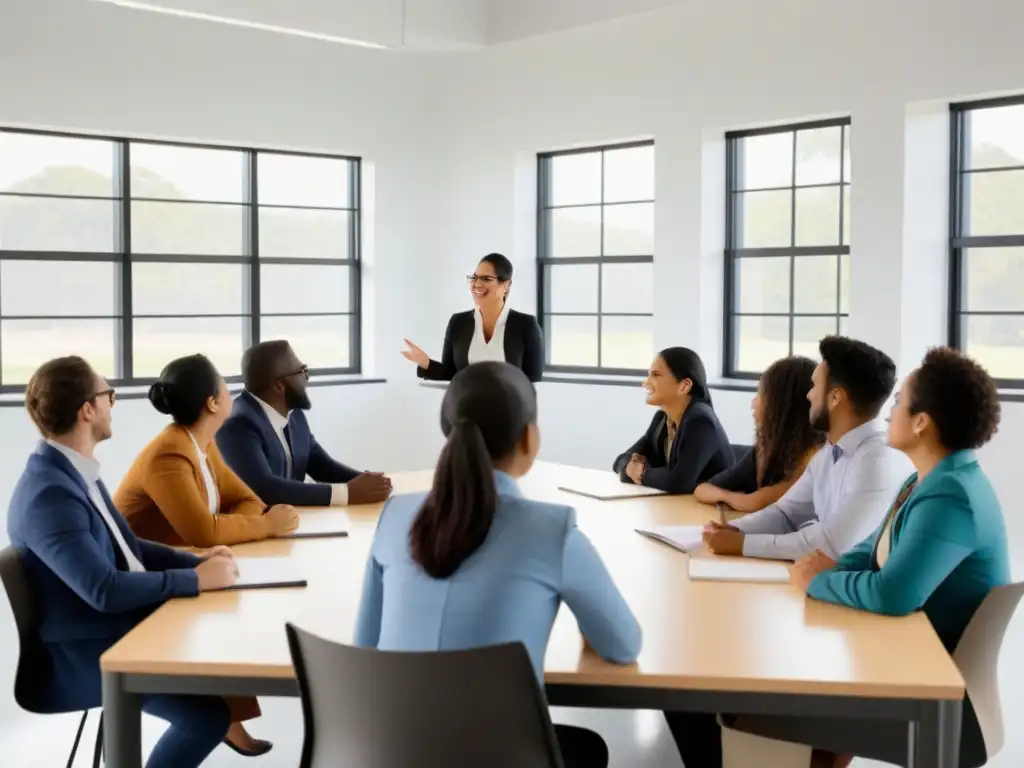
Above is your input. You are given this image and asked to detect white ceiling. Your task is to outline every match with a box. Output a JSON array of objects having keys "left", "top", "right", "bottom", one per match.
[{"left": 85, "top": 0, "right": 687, "bottom": 50}]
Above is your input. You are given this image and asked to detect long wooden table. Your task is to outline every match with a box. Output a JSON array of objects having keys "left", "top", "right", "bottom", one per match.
[{"left": 100, "top": 462, "right": 965, "bottom": 767}]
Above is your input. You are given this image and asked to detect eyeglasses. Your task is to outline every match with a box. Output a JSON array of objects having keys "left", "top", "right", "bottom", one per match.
[
  {"left": 466, "top": 274, "right": 501, "bottom": 284},
  {"left": 284, "top": 366, "right": 309, "bottom": 381},
  {"left": 89, "top": 389, "right": 116, "bottom": 407}
]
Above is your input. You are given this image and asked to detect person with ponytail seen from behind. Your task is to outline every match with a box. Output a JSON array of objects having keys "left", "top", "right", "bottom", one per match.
[
  {"left": 613, "top": 347, "right": 733, "bottom": 494},
  {"left": 694, "top": 356, "right": 825, "bottom": 513},
  {"left": 355, "top": 361, "right": 642, "bottom": 767},
  {"left": 116, "top": 354, "right": 299, "bottom": 757}
]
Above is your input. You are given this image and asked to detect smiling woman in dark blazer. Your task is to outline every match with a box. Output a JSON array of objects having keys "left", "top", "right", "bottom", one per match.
[
  {"left": 613, "top": 347, "right": 733, "bottom": 494},
  {"left": 401, "top": 253, "right": 544, "bottom": 383}
]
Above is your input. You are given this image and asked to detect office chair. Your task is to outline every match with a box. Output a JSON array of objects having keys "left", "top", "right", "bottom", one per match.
[
  {"left": 0, "top": 546, "right": 102, "bottom": 768},
  {"left": 285, "top": 623, "right": 564, "bottom": 768},
  {"left": 720, "top": 581, "right": 1024, "bottom": 767}
]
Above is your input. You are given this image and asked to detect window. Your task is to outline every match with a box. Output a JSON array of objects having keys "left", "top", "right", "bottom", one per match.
[
  {"left": 537, "top": 141, "right": 654, "bottom": 374},
  {"left": 0, "top": 128, "right": 360, "bottom": 391},
  {"left": 949, "top": 97, "right": 1024, "bottom": 387},
  {"left": 724, "top": 119, "right": 851, "bottom": 377}
]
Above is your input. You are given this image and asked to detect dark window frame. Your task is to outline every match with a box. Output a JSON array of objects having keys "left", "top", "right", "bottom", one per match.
[
  {"left": 948, "top": 95, "right": 1024, "bottom": 389},
  {"left": 537, "top": 140, "right": 655, "bottom": 376},
  {"left": 0, "top": 127, "right": 361, "bottom": 393},
  {"left": 723, "top": 117, "right": 851, "bottom": 379}
]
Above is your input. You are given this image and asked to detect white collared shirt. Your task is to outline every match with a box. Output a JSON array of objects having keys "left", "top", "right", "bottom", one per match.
[
  {"left": 186, "top": 431, "right": 220, "bottom": 515},
  {"left": 47, "top": 439, "right": 146, "bottom": 572},
  {"left": 733, "top": 421, "right": 913, "bottom": 561},
  {"left": 251, "top": 393, "right": 348, "bottom": 506},
  {"left": 467, "top": 303, "right": 510, "bottom": 365}
]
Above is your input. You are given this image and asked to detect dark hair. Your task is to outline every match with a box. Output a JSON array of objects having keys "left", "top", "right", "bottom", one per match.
[
  {"left": 756, "top": 356, "right": 825, "bottom": 486},
  {"left": 818, "top": 336, "right": 896, "bottom": 418},
  {"left": 148, "top": 354, "right": 222, "bottom": 425},
  {"left": 909, "top": 347, "right": 1000, "bottom": 451},
  {"left": 658, "top": 347, "right": 712, "bottom": 408},
  {"left": 410, "top": 361, "right": 537, "bottom": 579},
  {"left": 480, "top": 253, "right": 513, "bottom": 282},
  {"left": 25, "top": 356, "right": 97, "bottom": 437},
  {"left": 242, "top": 339, "right": 292, "bottom": 394}
]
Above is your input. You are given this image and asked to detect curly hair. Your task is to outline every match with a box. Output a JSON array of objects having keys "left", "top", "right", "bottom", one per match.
[
  {"left": 756, "top": 356, "right": 825, "bottom": 486},
  {"left": 908, "top": 347, "right": 1000, "bottom": 451}
]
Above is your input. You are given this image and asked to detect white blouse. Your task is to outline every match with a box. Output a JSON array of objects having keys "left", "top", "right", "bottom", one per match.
[
  {"left": 187, "top": 431, "right": 220, "bottom": 515},
  {"left": 467, "top": 304, "right": 510, "bottom": 365}
]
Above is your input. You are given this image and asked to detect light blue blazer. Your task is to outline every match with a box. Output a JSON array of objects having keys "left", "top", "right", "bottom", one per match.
[{"left": 354, "top": 472, "right": 642, "bottom": 680}]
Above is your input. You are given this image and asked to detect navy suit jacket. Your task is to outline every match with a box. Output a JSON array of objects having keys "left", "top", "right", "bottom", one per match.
[
  {"left": 216, "top": 390, "right": 360, "bottom": 507},
  {"left": 612, "top": 402, "right": 734, "bottom": 494},
  {"left": 6, "top": 442, "right": 200, "bottom": 713}
]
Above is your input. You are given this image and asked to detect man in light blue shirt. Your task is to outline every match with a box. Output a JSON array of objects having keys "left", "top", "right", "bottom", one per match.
[{"left": 704, "top": 336, "right": 911, "bottom": 562}]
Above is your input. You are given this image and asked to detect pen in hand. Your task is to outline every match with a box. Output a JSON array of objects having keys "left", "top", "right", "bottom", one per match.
[{"left": 715, "top": 502, "right": 726, "bottom": 525}]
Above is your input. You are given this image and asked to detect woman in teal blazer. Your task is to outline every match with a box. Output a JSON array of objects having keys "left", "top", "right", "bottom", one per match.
[{"left": 769, "top": 347, "right": 1009, "bottom": 768}]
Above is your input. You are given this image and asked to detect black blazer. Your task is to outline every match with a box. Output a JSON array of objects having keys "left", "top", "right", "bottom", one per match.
[
  {"left": 417, "top": 308, "right": 544, "bottom": 383},
  {"left": 612, "top": 402, "right": 733, "bottom": 494},
  {"left": 216, "top": 391, "right": 360, "bottom": 507}
]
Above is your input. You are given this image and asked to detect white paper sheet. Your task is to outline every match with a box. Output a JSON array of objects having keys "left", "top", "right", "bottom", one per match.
[{"left": 688, "top": 557, "right": 790, "bottom": 584}]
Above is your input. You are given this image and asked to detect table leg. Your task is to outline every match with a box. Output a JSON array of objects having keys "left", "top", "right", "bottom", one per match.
[
  {"left": 909, "top": 698, "right": 962, "bottom": 768},
  {"left": 102, "top": 672, "right": 142, "bottom": 768}
]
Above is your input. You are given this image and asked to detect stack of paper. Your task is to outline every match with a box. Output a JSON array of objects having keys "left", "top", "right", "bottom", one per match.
[
  {"left": 635, "top": 525, "right": 705, "bottom": 553},
  {"left": 687, "top": 557, "right": 790, "bottom": 584}
]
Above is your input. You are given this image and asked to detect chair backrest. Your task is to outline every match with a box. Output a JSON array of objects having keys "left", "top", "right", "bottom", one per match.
[
  {"left": 285, "top": 623, "right": 564, "bottom": 768},
  {"left": 952, "top": 581, "right": 1024, "bottom": 761},
  {"left": 0, "top": 545, "right": 44, "bottom": 712}
]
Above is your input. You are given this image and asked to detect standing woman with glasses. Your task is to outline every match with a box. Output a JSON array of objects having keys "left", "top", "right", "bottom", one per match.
[{"left": 401, "top": 253, "right": 544, "bottom": 382}]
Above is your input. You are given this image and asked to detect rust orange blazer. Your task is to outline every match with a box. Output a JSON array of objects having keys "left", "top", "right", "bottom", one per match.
[{"left": 115, "top": 424, "right": 275, "bottom": 548}]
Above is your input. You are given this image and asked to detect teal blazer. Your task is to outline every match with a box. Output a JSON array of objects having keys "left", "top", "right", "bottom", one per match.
[{"left": 808, "top": 450, "right": 1010, "bottom": 653}]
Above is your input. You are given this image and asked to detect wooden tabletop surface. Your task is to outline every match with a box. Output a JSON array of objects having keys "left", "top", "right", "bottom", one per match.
[{"left": 101, "top": 462, "right": 965, "bottom": 701}]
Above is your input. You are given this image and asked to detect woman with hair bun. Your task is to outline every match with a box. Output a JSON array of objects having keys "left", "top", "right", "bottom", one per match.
[{"left": 115, "top": 355, "right": 300, "bottom": 757}]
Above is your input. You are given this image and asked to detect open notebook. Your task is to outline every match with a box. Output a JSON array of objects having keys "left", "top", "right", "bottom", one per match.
[
  {"left": 558, "top": 472, "right": 666, "bottom": 501},
  {"left": 223, "top": 557, "right": 308, "bottom": 591},
  {"left": 687, "top": 557, "right": 790, "bottom": 584},
  {"left": 635, "top": 525, "right": 705, "bottom": 553}
]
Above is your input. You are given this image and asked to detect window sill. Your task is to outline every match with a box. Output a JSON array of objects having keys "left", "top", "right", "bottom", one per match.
[
  {"left": 997, "top": 390, "right": 1024, "bottom": 403},
  {"left": 0, "top": 375, "right": 387, "bottom": 408}
]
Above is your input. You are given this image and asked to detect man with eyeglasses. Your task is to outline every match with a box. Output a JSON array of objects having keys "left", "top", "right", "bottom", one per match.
[
  {"left": 217, "top": 340, "right": 392, "bottom": 507},
  {"left": 7, "top": 356, "right": 238, "bottom": 767}
]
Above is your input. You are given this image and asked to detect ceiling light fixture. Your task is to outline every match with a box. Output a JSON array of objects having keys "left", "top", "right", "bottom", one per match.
[{"left": 88, "top": 0, "right": 391, "bottom": 49}]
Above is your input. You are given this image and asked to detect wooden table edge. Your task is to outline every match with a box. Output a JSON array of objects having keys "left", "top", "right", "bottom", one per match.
[{"left": 98, "top": 656, "right": 965, "bottom": 702}]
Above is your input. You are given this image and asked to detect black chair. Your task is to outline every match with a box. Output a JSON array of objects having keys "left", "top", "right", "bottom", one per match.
[
  {"left": 0, "top": 546, "right": 102, "bottom": 768},
  {"left": 285, "top": 623, "right": 564, "bottom": 768}
]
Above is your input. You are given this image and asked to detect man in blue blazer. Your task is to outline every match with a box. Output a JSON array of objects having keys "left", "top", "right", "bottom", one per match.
[
  {"left": 217, "top": 340, "right": 391, "bottom": 507},
  {"left": 7, "top": 356, "right": 239, "bottom": 768}
]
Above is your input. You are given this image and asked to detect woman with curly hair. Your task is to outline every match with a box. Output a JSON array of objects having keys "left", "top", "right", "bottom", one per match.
[
  {"left": 732, "top": 347, "right": 1009, "bottom": 768},
  {"left": 694, "top": 356, "right": 824, "bottom": 513}
]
